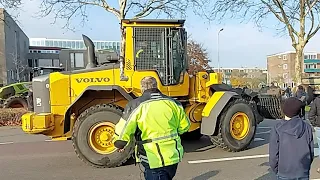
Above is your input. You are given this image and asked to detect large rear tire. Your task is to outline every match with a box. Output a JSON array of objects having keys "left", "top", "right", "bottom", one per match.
[
  {"left": 3, "top": 96, "right": 28, "bottom": 109},
  {"left": 210, "top": 99, "right": 256, "bottom": 152},
  {"left": 72, "top": 104, "right": 134, "bottom": 168}
]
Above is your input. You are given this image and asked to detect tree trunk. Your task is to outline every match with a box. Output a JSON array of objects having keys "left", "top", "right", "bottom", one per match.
[
  {"left": 294, "top": 46, "right": 303, "bottom": 85},
  {"left": 119, "top": 26, "right": 128, "bottom": 81}
]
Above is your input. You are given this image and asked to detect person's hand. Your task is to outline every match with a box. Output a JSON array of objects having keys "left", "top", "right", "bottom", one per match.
[{"left": 117, "top": 148, "right": 124, "bottom": 153}]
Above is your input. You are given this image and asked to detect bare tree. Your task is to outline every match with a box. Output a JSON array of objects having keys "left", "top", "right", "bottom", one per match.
[
  {"left": 1, "top": 0, "right": 22, "bottom": 9},
  {"left": 10, "top": 52, "right": 27, "bottom": 82},
  {"left": 38, "top": 0, "right": 204, "bottom": 80},
  {"left": 187, "top": 38, "right": 211, "bottom": 75},
  {"left": 206, "top": 0, "right": 320, "bottom": 84}
]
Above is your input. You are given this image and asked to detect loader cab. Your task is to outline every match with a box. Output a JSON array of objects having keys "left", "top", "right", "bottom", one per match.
[{"left": 122, "top": 19, "right": 188, "bottom": 89}]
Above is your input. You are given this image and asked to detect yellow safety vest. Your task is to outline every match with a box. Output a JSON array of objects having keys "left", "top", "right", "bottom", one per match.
[{"left": 114, "top": 88, "right": 191, "bottom": 169}]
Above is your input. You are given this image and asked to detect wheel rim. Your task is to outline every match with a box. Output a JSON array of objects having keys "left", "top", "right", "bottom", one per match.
[
  {"left": 230, "top": 112, "right": 250, "bottom": 140},
  {"left": 88, "top": 122, "right": 117, "bottom": 154}
]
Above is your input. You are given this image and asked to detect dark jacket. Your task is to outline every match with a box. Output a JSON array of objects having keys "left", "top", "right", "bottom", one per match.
[
  {"left": 309, "top": 96, "right": 320, "bottom": 127},
  {"left": 294, "top": 90, "right": 307, "bottom": 104},
  {"left": 269, "top": 116, "right": 314, "bottom": 178}
]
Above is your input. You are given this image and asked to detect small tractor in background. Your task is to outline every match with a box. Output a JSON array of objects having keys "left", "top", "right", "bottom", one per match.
[
  {"left": 0, "top": 82, "right": 31, "bottom": 109},
  {"left": 21, "top": 19, "right": 282, "bottom": 168}
]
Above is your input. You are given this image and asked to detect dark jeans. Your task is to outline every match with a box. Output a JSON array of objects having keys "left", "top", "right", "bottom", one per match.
[
  {"left": 143, "top": 163, "right": 178, "bottom": 180},
  {"left": 277, "top": 175, "right": 309, "bottom": 180}
]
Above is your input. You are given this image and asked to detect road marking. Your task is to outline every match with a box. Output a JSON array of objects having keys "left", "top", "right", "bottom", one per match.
[
  {"left": 0, "top": 141, "right": 14, "bottom": 145},
  {"left": 256, "top": 130, "right": 271, "bottom": 135},
  {"left": 188, "top": 154, "right": 269, "bottom": 164},
  {"left": 254, "top": 138, "right": 265, "bottom": 141},
  {"left": 315, "top": 148, "right": 319, "bottom": 157},
  {"left": 45, "top": 139, "right": 53, "bottom": 142},
  {"left": 258, "top": 127, "right": 271, "bottom": 129}
]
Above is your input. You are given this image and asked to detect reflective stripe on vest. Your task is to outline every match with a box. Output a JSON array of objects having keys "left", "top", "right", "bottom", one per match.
[
  {"left": 136, "top": 133, "right": 180, "bottom": 167},
  {"left": 139, "top": 155, "right": 149, "bottom": 164},
  {"left": 136, "top": 133, "right": 179, "bottom": 145}
]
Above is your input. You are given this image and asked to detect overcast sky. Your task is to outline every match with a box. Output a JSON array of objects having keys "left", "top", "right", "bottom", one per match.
[{"left": 7, "top": 0, "right": 320, "bottom": 68}]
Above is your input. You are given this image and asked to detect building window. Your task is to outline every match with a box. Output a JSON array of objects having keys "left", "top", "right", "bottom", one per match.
[
  {"left": 283, "top": 55, "right": 287, "bottom": 60},
  {"left": 283, "top": 64, "right": 288, "bottom": 69},
  {"left": 10, "top": 70, "right": 15, "bottom": 80},
  {"left": 304, "top": 54, "right": 317, "bottom": 59},
  {"left": 76, "top": 41, "right": 80, "bottom": 49},
  {"left": 70, "top": 53, "right": 75, "bottom": 68},
  {"left": 75, "top": 53, "right": 84, "bottom": 67},
  {"left": 38, "top": 59, "right": 53, "bottom": 66},
  {"left": 28, "top": 59, "right": 33, "bottom": 67},
  {"left": 304, "top": 63, "right": 317, "bottom": 69},
  {"left": 71, "top": 41, "right": 76, "bottom": 49},
  {"left": 283, "top": 73, "right": 288, "bottom": 79},
  {"left": 70, "top": 53, "right": 84, "bottom": 68},
  {"left": 53, "top": 59, "right": 60, "bottom": 67}
]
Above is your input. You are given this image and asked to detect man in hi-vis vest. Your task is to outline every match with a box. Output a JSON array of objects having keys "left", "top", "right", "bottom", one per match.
[{"left": 114, "top": 76, "right": 191, "bottom": 180}]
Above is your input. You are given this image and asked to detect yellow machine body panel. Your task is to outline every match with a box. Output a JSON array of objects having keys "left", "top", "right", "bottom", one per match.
[{"left": 202, "top": 91, "right": 225, "bottom": 117}]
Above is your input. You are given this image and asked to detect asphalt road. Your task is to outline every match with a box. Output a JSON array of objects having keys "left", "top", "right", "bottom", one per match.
[{"left": 1, "top": 119, "right": 320, "bottom": 180}]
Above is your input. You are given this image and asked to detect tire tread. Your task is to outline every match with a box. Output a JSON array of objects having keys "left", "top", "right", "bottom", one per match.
[{"left": 210, "top": 98, "right": 255, "bottom": 152}]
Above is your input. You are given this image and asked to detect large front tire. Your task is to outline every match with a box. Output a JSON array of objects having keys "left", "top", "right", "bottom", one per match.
[
  {"left": 72, "top": 104, "right": 134, "bottom": 168},
  {"left": 210, "top": 99, "right": 256, "bottom": 152}
]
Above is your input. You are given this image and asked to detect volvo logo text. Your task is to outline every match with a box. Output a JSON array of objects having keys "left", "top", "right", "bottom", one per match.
[{"left": 75, "top": 77, "right": 110, "bottom": 83}]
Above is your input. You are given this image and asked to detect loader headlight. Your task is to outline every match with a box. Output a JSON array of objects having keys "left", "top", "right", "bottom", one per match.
[{"left": 36, "top": 98, "right": 42, "bottom": 107}]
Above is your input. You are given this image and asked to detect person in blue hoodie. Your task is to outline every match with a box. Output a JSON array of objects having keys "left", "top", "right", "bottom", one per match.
[{"left": 269, "top": 97, "right": 314, "bottom": 180}]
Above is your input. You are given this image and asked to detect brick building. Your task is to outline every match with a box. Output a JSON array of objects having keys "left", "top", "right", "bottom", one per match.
[
  {"left": 212, "top": 67, "right": 267, "bottom": 85},
  {"left": 267, "top": 51, "right": 320, "bottom": 88}
]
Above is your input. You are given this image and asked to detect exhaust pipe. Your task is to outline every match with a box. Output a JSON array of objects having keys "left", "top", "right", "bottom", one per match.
[{"left": 82, "top": 34, "right": 97, "bottom": 69}]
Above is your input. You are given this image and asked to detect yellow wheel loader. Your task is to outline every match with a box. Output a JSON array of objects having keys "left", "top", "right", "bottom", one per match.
[{"left": 21, "top": 19, "right": 282, "bottom": 168}]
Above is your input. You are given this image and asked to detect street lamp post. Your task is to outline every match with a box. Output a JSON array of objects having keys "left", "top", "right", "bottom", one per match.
[{"left": 217, "top": 28, "right": 224, "bottom": 82}]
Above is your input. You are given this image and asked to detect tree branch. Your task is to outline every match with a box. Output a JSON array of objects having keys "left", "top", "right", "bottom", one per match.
[
  {"left": 261, "top": 0, "right": 285, "bottom": 23},
  {"left": 132, "top": 0, "right": 172, "bottom": 19},
  {"left": 305, "top": 0, "right": 320, "bottom": 42},
  {"left": 304, "top": 0, "right": 320, "bottom": 16}
]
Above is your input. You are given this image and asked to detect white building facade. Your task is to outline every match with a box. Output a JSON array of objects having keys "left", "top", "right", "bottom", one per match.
[{"left": 29, "top": 38, "right": 120, "bottom": 51}]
